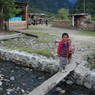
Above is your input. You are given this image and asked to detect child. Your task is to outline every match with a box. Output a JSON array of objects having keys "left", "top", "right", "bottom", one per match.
[
  {"left": 57, "top": 33, "right": 74, "bottom": 71},
  {"left": 68, "top": 39, "right": 74, "bottom": 63}
]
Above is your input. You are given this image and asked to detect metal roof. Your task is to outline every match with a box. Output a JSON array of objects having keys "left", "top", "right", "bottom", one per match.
[{"left": 70, "top": 13, "right": 89, "bottom": 16}]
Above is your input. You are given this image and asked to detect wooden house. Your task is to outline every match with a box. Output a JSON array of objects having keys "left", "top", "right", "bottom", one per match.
[{"left": 71, "top": 13, "right": 91, "bottom": 28}]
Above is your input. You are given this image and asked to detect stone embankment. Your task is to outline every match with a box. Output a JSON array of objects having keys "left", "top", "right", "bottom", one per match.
[
  {"left": 0, "top": 48, "right": 95, "bottom": 90},
  {"left": 0, "top": 49, "right": 59, "bottom": 73}
]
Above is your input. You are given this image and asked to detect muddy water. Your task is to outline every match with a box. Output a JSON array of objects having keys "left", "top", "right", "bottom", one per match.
[
  {"left": 48, "top": 82, "right": 95, "bottom": 95},
  {"left": 0, "top": 60, "right": 51, "bottom": 95}
]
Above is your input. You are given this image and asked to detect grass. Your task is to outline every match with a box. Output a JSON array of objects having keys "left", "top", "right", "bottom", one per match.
[
  {"left": 0, "top": 30, "right": 54, "bottom": 58},
  {"left": 78, "top": 30, "right": 95, "bottom": 36},
  {"left": 10, "top": 31, "right": 17, "bottom": 34},
  {"left": 10, "top": 48, "right": 52, "bottom": 58},
  {"left": 36, "top": 39, "right": 51, "bottom": 44},
  {"left": 29, "top": 26, "right": 43, "bottom": 31},
  {"left": 0, "top": 39, "right": 26, "bottom": 48},
  {"left": 25, "top": 31, "right": 51, "bottom": 39},
  {"left": 28, "top": 32, "right": 49, "bottom": 36},
  {"left": 4, "top": 31, "right": 17, "bottom": 34}
]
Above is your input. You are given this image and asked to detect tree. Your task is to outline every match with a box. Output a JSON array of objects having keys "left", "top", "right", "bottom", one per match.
[
  {"left": 21, "top": 0, "right": 72, "bottom": 13},
  {"left": 57, "top": 8, "right": 69, "bottom": 19},
  {"left": 71, "top": 0, "right": 95, "bottom": 15},
  {"left": 0, "top": 0, "right": 19, "bottom": 30}
]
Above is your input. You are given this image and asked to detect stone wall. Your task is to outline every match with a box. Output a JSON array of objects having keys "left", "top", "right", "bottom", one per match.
[
  {"left": 79, "top": 21, "right": 95, "bottom": 31},
  {"left": 73, "top": 62, "right": 95, "bottom": 90},
  {"left": 0, "top": 49, "right": 59, "bottom": 73},
  {"left": 52, "top": 20, "right": 72, "bottom": 29},
  {"left": 51, "top": 20, "right": 95, "bottom": 31}
]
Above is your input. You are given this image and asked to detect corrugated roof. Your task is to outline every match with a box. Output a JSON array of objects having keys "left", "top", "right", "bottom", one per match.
[{"left": 70, "top": 13, "right": 89, "bottom": 16}]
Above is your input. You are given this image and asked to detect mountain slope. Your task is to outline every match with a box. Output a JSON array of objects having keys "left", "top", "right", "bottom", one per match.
[
  {"left": 16, "top": 0, "right": 75, "bottom": 13},
  {"left": 72, "top": 0, "right": 95, "bottom": 15}
]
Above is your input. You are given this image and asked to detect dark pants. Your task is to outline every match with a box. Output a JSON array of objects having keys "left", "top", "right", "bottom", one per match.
[{"left": 59, "top": 57, "right": 68, "bottom": 70}]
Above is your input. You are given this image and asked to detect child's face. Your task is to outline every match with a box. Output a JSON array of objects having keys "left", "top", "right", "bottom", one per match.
[{"left": 62, "top": 35, "right": 69, "bottom": 41}]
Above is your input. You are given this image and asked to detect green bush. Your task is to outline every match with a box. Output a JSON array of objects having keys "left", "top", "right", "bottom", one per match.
[{"left": 57, "top": 8, "right": 69, "bottom": 19}]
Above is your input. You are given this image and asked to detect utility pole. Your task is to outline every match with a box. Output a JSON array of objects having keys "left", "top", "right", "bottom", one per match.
[{"left": 26, "top": 0, "right": 30, "bottom": 29}]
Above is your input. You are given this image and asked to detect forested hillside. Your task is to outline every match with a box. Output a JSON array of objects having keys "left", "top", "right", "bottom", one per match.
[
  {"left": 16, "top": 0, "right": 75, "bottom": 13},
  {"left": 72, "top": 0, "right": 95, "bottom": 15}
]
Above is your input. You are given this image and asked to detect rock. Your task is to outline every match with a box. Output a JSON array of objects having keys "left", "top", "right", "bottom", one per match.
[
  {"left": 66, "top": 80, "right": 73, "bottom": 85},
  {"left": 6, "top": 88, "right": 14, "bottom": 94},
  {"left": 56, "top": 87, "right": 65, "bottom": 94},
  {"left": 10, "top": 76, "right": 15, "bottom": 81},
  {"left": 21, "top": 89, "right": 25, "bottom": 93},
  {"left": 84, "top": 82, "right": 92, "bottom": 89},
  {"left": 0, "top": 74, "right": 4, "bottom": 81},
  {"left": 0, "top": 87, "right": 3, "bottom": 91},
  {"left": 38, "top": 76, "right": 44, "bottom": 80},
  {"left": 25, "top": 68, "right": 30, "bottom": 71},
  {"left": 56, "top": 87, "right": 62, "bottom": 92},
  {"left": 11, "top": 70, "right": 14, "bottom": 73},
  {"left": 7, "top": 91, "right": 10, "bottom": 95},
  {"left": 92, "top": 69, "right": 95, "bottom": 72},
  {"left": 17, "top": 87, "right": 20, "bottom": 90},
  {"left": 60, "top": 90, "right": 65, "bottom": 94},
  {"left": 0, "top": 81, "right": 2, "bottom": 86},
  {"left": 7, "top": 88, "right": 13, "bottom": 92}
]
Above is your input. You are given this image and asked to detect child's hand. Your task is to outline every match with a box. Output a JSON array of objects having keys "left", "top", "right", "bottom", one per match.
[
  {"left": 52, "top": 40, "right": 57, "bottom": 45},
  {"left": 52, "top": 40, "right": 59, "bottom": 45}
]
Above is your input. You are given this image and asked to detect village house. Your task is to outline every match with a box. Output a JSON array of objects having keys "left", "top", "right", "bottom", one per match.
[
  {"left": 71, "top": 13, "right": 91, "bottom": 27},
  {"left": 71, "top": 13, "right": 95, "bottom": 30}
]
